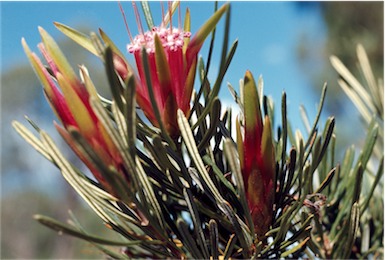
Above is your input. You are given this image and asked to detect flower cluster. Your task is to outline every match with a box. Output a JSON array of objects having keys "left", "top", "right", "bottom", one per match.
[{"left": 127, "top": 27, "right": 191, "bottom": 53}]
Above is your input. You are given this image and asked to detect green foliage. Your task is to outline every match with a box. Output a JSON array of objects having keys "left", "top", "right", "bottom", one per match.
[{"left": 12, "top": 2, "right": 383, "bottom": 259}]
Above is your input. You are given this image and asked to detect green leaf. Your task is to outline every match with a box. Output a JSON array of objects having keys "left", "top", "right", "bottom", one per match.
[
  {"left": 79, "top": 65, "right": 99, "bottom": 100},
  {"left": 314, "top": 167, "right": 336, "bottom": 194},
  {"left": 40, "top": 131, "right": 118, "bottom": 224},
  {"left": 304, "top": 83, "right": 327, "bottom": 150},
  {"left": 54, "top": 22, "right": 98, "bottom": 56},
  {"left": 177, "top": 219, "right": 204, "bottom": 259},
  {"left": 193, "top": 39, "right": 238, "bottom": 130},
  {"left": 223, "top": 234, "right": 237, "bottom": 259},
  {"left": 140, "top": 1, "right": 154, "bottom": 29},
  {"left": 183, "top": 188, "right": 210, "bottom": 259},
  {"left": 12, "top": 121, "right": 52, "bottom": 162},
  {"left": 104, "top": 46, "right": 125, "bottom": 113},
  {"left": 188, "top": 3, "right": 229, "bottom": 54},
  {"left": 209, "top": 219, "right": 219, "bottom": 259},
  {"left": 243, "top": 70, "right": 263, "bottom": 133},
  {"left": 281, "top": 237, "right": 310, "bottom": 258},
  {"left": 357, "top": 122, "right": 379, "bottom": 171},
  {"left": 342, "top": 203, "right": 360, "bottom": 259},
  {"left": 223, "top": 138, "right": 254, "bottom": 232},
  {"left": 218, "top": 202, "right": 251, "bottom": 258},
  {"left": 311, "top": 117, "right": 335, "bottom": 173},
  {"left": 90, "top": 97, "right": 137, "bottom": 176},
  {"left": 330, "top": 54, "right": 375, "bottom": 115},
  {"left": 39, "top": 27, "right": 79, "bottom": 88},
  {"left": 111, "top": 101, "right": 128, "bottom": 148},
  {"left": 99, "top": 29, "right": 128, "bottom": 63},
  {"left": 360, "top": 156, "right": 384, "bottom": 213},
  {"left": 203, "top": 155, "right": 237, "bottom": 196},
  {"left": 197, "top": 98, "right": 221, "bottom": 151},
  {"left": 34, "top": 214, "right": 161, "bottom": 247},
  {"left": 135, "top": 156, "right": 166, "bottom": 232}
]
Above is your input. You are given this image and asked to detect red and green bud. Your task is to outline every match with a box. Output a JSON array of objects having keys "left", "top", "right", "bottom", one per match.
[
  {"left": 22, "top": 29, "right": 129, "bottom": 196},
  {"left": 237, "top": 70, "right": 276, "bottom": 239}
]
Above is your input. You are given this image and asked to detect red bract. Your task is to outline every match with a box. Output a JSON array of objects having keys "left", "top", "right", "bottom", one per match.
[
  {"left": 22, "top": 28, "right": 129, "bottom": 196},
  {"left": 237, "top": 70, "right": 276, "bottom": 240}
]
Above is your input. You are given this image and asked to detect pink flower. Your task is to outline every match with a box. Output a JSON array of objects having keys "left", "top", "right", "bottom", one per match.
[
  {"left": 122, "top": 3, "right": 229, "bottom": 137},
  {"left": 237, "top": 71, "right": 276, "bottom": 239}
]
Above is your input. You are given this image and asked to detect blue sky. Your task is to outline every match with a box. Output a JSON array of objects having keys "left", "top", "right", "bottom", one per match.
[
  {"left": 1, "top": 1, "right": 326, "bottom": 128},
  {"left": 1, "top": 2, "right": 329, "bottom": 194}
]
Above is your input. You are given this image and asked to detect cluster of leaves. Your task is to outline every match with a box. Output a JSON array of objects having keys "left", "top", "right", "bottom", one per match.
[
  {"left": 12, "top": 2, "right": 383, "bottom": 259},
  {"left": 330, "top": 44, "right": 384, "bottom": 258}
]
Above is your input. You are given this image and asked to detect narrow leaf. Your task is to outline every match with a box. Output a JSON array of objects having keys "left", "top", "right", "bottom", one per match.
[
  {"left": 140, "top": 1, "right": 154, "bottom": 29},
  {"left": 104, "top": 46, "right": 125, "bottom": 112},
  {"left": 34, "top": 214, "right": 161, "bottom": 247},
  {"left": 209, "top": 219, "right": 219, "bottom": 260},
  {"left": 12, "top": 121, "right": 52, "bottom": 162},
  {"left": 177, "top": 219, "right": 204, "bottom": 259},
  {"left": 183, "top": 188, "right": 209, "bottom": 259},
  {"left": 281, "top": 237, "right": 310, "bottom": 258},
  {"left": 54, "top": 22, "right": 98, "bottom": 56}
]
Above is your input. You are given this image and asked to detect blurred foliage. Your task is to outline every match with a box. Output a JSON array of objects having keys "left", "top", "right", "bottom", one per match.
[
  {"left": 296, "top": 1, "right": 383, "bottom": 115},
  {"left": 1, "top": 191, "right": 106, "bottom": 259}
]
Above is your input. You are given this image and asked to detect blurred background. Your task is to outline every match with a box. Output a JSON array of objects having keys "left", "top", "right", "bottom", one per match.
[{"left": 1, "top": 2, "right": 383, "bottom": 258}]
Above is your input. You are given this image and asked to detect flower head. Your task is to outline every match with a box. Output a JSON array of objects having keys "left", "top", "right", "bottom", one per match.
[
  {"left": 119, "top": 3, "right": 229, "bottom": 137},
  {"left": 237, "top": 71, "right": 276, "bottom": 239}
]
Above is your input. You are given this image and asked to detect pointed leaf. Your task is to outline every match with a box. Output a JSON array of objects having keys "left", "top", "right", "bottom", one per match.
[
  {"left": 12, "top": 121, "right": 52, "bottom": 162},
  {"left": 154, "top": 34, "right": 172, "bottom": 92},
  {"left": 187, "top": 3, "right": 229, "bottom": 58},
  {"left": 183, "top": 8, "right": 191, "bottom": 52},
  {"left": 140, "top": 1, "right": 154, "bottom": 29},
  {"left": 261, "top": 115, "right": 275, "bottom": 176},
  {"left": 54, "top": 22, "right": 98, "bottom": 56},
  {"left": 183, "top": 188, "right": 209, "bottom": 259},
  {"left": 39, "top": 27, "right": 79, "bottom": 89},
  {"left": 104, "top": 46, "right": 125, "bottom": 112},
  {"left": 79, "top": 65, "right": 99, "bottom": 99},
  {"left": 281, "top": 237, "right": 310, "bottom": 258},
  {"left": 243, "top": 70, "right": 263, "bottom": 134},
  {"left": 209, "top": 219, "right": 219, "bottom": 259},
  {"left": 99, "top": 28, "right": 133, "bottom": 75},
  {"left": 176, "top": 219, "right": 203, "bottom": 259},
  {"left": 34, "top": 214, "right": 160, "bottom": 247},
  {"left": 56, "top": 73, "right": 96, "bottom": 138}
]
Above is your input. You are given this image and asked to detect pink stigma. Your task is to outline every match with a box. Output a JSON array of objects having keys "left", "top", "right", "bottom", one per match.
[{"left": 127, "top": 27, "right": 191, "bottom": 54}]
